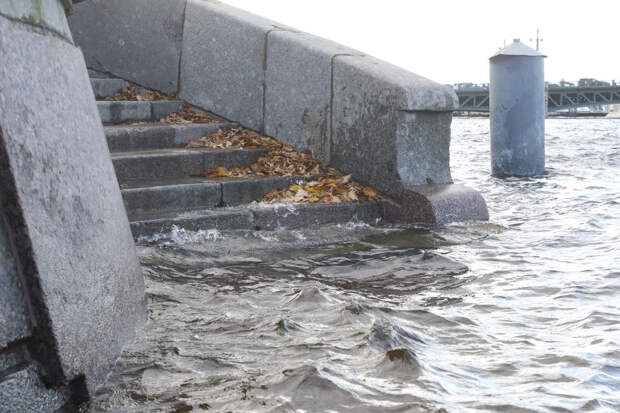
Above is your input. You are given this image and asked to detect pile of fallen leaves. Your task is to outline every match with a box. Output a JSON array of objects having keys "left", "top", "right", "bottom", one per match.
[
  {"left": 262, "top": 175, "right": 380, "bottom": 204},
  {"left": 205, "top": 146, "right": 339, "bottom": 178},
  {"left": 187, "top": 127, "right": 282, "bottom": 149},
  {"left": 104, "top": 87, "right": 174, "bottom": 102},
  {"left": 160, "top": 103, "right": 213, "bottom": 124}
]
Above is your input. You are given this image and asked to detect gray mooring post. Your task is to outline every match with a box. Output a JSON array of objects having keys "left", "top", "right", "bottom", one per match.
[{"left": 490, "top": 39, "right": 546, "bottom": 177}]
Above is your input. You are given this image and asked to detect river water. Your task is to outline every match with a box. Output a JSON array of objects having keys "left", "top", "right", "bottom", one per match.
[{"left": 92, "top": 118, "right": 619, "bottom": 413}]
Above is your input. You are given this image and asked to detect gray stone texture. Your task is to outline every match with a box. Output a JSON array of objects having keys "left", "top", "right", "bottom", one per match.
[
  {"left": 122, "top": 181, "right": 222, "bottom": 220},
  {"left": 0, "top": 16, "right": 146, "bottom": 395},
  {"left": 90, "top": 78, "right": 130, "bottom": 99},
  {"left": 105, "top": 122, "right": 237, "bottom": 152},
  {"left": 97, "top": 101, "right": 183, "bottom": 124},
  {"left": 69, "top": 0, "right": 186, "bottom": 94},
  {"left": 131, "top": 209, "right": 255, "bottom": 239},
  {"left": 0, "top": 216, "right": 30, "bottom": 348},
  {"left": 386, "top": 185, "right": 489, "bottom": 225},
  {"left": 0, "top": 0, "right": 73, "bottom": 40},
  {"left": 265, "top": 32, "right": 361, "bottom": 162},
  {"left": 221, "top": 176, "right": 308, "bottom": 206},
  {"left": 112, "top": 148, "right": 269, "bottom": 184},
  {"left": 332, "top": 55, "right": 457, "bottom": 198},
  {"left": 180, "top": 0, "right": 286, "bottom": 130},
  {"left": 251, "top": 202, "right": 385, "bottom": 231},
  {"left": 0, "top": 365, "right": 69, "bottom": 412}
]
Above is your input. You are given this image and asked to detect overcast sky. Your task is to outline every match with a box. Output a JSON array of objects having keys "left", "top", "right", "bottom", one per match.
[{"left": 224, "top": 0, "right": 620, "bottom": 85}]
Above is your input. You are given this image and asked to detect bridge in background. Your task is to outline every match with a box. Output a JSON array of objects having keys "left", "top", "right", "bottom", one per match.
[{"left": 455, "top": 83, "right": 620, "bottom": 112}]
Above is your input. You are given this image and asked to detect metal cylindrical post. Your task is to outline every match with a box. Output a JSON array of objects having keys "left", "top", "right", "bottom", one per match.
[{"left": 490, "top": 39, "right": 546, "bottom": 177}]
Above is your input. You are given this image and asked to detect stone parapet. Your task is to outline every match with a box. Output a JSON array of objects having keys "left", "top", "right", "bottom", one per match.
[
  {"left": 68, "top": 0, "right": 488, "bottom": 225},
  {"left": 69, "top": 0, "right": 186, "bottom": 94}
]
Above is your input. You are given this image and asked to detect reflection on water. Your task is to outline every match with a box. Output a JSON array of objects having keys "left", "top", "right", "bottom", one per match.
[{"left": 92, "top": 119, "right": 620, "bottom": 412}]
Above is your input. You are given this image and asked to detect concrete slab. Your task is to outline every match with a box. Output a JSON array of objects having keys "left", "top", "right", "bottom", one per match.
[
  {"left": 265, "top": 31, "right": 361, "bottom": 162},
  {"left": 0, "top": 16, "right": 146, "bottom": 394},
  {"left": 180, "top": 0, "right": 286, "bottom": 130},
  {"left": 332, "top": 55, "right": 457, "bottom": 198},
  {"left": 69, "top": 0, "right": 186, "bottom": 94}
]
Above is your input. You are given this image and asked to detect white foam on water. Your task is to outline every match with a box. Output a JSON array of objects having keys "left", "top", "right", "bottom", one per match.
[{"left": 137, "top": 225, "right": 222, "bottom": 246}]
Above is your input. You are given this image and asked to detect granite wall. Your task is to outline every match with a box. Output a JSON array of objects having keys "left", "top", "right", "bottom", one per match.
[
  {"left": 0, "top": 0, "right": 147, "bottom": 411},
  {"left": 69, "top": 0, "right": 488, "bottom": 224}
]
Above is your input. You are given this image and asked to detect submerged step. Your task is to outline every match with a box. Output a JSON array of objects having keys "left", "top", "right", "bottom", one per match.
[
  {"left": 130, "top": 201, "right": 386, "bottom": 239},
  {"left": 91, "top": 78, "right": 130, "bottom": 99},
  {"left": 121, "top": 175, "right": 315, "bottom": 220},
  {"left": 106, "top": 122, "right": 237, "bottom": 152},
  {"left": 111, "top": 148, "right": 270, "bottom": 184},
  {"left": 97, "top": 100, "right": 183, "bottom": 124}
]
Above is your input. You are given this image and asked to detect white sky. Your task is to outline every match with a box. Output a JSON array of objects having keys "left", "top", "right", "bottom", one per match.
[{"left": 223, "top": 0, "right": 620, "bottom": 85}]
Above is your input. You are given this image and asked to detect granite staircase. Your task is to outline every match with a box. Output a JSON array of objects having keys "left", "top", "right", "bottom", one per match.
[{"left": 93, "top": 74, "right": 386, "bottom": 239}]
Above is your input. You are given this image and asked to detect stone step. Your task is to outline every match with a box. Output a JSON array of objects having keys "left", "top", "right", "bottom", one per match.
[
  {"left": 91, "top": 78, "right": 130, "bottom": 99},
  {"left": 97, "top": 100, "right": 183, "bottom": 124},
  {"left": 121, "top": 175, "right": 314, "bottom": 220},
  {"left": 105, "top": 122, "right": 237, "bottom": 152},
  {"left": 111, "top": 148, "right": 270, "bottom": 184},
  {"left": 130, "top": 201, "right": 386, "bottom": 239}
]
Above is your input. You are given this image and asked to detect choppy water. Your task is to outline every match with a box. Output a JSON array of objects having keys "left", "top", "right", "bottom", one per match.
[{"left": 92, "top": 118, "right": 620, "bottom": 413}]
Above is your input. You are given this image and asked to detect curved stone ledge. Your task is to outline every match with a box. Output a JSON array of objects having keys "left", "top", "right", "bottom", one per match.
[{"left": 386, "top": 184, "right": 489, "bottom": 225}]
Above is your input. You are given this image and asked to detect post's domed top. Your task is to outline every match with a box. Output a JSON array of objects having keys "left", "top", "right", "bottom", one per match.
[{"left": 490, "top": 38, "right": 546, "bottom": 60}]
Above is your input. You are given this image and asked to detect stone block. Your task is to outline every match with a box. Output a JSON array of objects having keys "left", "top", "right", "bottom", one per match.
[
  {"left": 122, "top": 181, "right": 222, "bottom": 219},
  {"left": 112, "top": 151, "right": 205, "bottom": 183},
  {"left": 251, "top": 202, "right": 384, "bottom": 230},
  {"left": 265, "top": 32, "right": 361, "bottom": 162},
  {"left": 0, "top": 0, "right": 72, "bottom": 40},
  {"left": 130, "top": 208, "right": 255, "bottom": 238},
  {"left": 180, "top": 0, "right": 286, "bottom": 130},
  {"left": 69, "top": 0, "right": 186, "bottom": 94},
  {"left": 386, "top": 185, "right": 489, "bottom": 225},
  {"left": 202, "top": 148, "right": 270, "bottom": 171},
  {"left": 221, "top": 176, "right": 303, "bottom": 206},
  {"left": 97, "top": 101, "right": 183, "bottom": 124},
  {"left": 332, "top": 55, "right": 457, "bottom": 198},
  {"left": 105, "top": 122, "right": 237, "bottom": 152},
  {"left": 90, "top": 78, "right": 130, "bottom": 99},
  {"left": 0, "top": 16, "right": 146, "bottom": 394},
  {"left": 98, "top": 101, "right": 152, "bottom": 124},
  {"left": 0, "top": 216, "right": 30, "bottom": 348},
  {"left": 0, "top": 366, "right": 69, "bottom": 412}
]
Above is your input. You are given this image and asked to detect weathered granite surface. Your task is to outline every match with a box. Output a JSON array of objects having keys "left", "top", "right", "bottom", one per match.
[
  {"left": 386, "top": 185, "right": 489, "bottom": 225},
  {"left": 69, "top": 0, "right": 186, "bottom": 94},
  {"left": 332, "top": 55, "right": 457, "bottom": 198},
  {"left": 0, "top": 366, "right": 69, "bottom": 412},
  {"left": 0, "top": 15, "right": 146, "bottom": 396},
  {"left": 180, "top": 0, "right": 285, "bottom": 130},
  {"left": 265, "top": 31, "right": 361, "bottom": 162},
  {"left": 0, "top": 215, "right": 30, "bottom": 348},
  {"left": 0, "top": 0, "right": 73, "bottom": 40}
]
